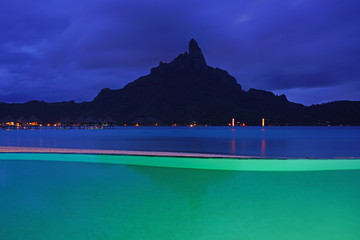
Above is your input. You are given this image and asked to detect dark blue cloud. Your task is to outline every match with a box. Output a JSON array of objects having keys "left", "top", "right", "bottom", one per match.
[{"left": 0, "top": 0, "right": 359, "bottom": 105}]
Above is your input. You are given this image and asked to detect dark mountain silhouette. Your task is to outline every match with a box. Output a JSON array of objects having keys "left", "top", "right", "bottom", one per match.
[{"left": 1, "top": 39, "right": 359, "bottom": 125}]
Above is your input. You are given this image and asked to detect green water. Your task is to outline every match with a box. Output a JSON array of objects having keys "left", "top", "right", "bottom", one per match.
[
  {"left": 2, "top": 153, "right": 360, "bottom": 171},
  {"left": 1, "top": 154, "right": 360, "bottom": 239}
]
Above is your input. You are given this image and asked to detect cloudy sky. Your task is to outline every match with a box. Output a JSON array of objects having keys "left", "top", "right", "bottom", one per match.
[{"left": 0, "top": 0, "right": 359, "bottom": 105}]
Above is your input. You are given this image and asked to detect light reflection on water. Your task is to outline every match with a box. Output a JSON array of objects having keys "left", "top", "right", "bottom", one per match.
[
  {"left": 261, "top": 138, "right": 266, "bottom": 156},
  {"left": 0, "top": 126, "right": 359, "bottom": 158}
]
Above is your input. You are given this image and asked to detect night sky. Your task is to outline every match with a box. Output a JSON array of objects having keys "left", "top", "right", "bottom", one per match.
[{"left": 1, "top": 0, "right": 359, "bottom": 105}]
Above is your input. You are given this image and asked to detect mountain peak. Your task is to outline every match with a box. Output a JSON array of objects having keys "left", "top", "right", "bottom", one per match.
[
  {"left": 188, "top": 39, "right": 207, "bottom": 71},
  {"left": 189, "top": 39, "right": 201, "bottom": 54}
]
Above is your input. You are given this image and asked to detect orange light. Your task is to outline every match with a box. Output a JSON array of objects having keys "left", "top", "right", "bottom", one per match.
[
  {"left": 262, "top": 118, "right": 265, "bottom": 127},
  {"left": 155, "top": 123, "right": 158, "bottom": 126},
  {"left": 261, "top": 139, "right": 266, "bottom": 156},
  {"left": 135, "top": 123, "right": 139, "bottom": 127}
]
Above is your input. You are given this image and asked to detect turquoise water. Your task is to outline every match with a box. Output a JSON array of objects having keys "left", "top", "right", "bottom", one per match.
[{"left": 1, "top": 154, "right": 360, "bottom": 239}]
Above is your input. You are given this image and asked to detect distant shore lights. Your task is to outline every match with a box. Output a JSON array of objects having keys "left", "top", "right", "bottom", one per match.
[
  {"left": 262, "top": 118, "right": 265, "bottom": 127},
  {"left": 232, "top": 118, "right": 235, "bottom": 127}
]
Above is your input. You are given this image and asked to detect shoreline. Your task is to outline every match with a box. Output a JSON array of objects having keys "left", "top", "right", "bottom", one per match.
[
  {"left": 0, "top": 146, "right": 359, "bottom": 160},
  {"left": 1, "top": 147, "right": 360, "bottom": 171},
  {"left": 0, "top": 146, "right": 254, "bottom": 159}
]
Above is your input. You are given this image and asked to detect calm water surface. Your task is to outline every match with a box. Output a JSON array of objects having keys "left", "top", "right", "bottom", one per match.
[
  {"left": 1, "top": 126, "right": 360, "bottom": 239},
  {"left": 1, "top": 126, "right": 359, "bottom": 158},
  {"left": 0, "top": 159, "right": 359, "bottom": 240}
]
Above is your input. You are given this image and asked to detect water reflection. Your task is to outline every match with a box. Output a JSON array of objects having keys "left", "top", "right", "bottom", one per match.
[
  {"left": 261, "top": 139, "right": 266, "bottom": 156},
  {"left": 231, "top": 137, "right": 236, "bottom": 154},
  {"left": 0, "top": 127, "right": 359, "bottom": 157}
]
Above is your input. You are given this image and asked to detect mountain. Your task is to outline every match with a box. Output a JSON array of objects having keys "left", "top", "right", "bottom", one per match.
[
  {"left": 1, "top": 39, "right": 360, "bottom": 125},
  {"left": 92, "top": 39, "right": 306, "bottom": 125}
]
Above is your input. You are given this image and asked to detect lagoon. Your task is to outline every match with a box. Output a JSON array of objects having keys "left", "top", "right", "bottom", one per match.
[
  {"left": 1, "top": 126, "right": 360, "bottom": 239},
  {"left": 0, "top": 126, "right": 360, "bottom": 158},
  {"left": 0, "top": 154, "right": 360, "bottom": 240}
]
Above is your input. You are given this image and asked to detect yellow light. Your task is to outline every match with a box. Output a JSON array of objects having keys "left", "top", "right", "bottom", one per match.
[
  {"left": 232, "top": 118, "right": 235, "bottom": 127},
  {"left": 262, "top": 118, "right": 265, "bottom": 127}
]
